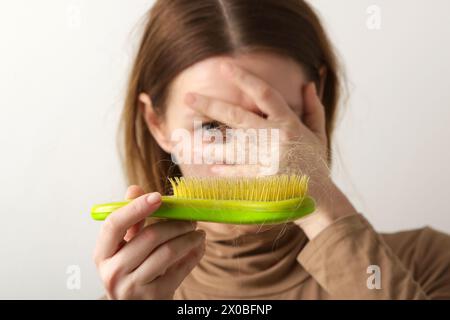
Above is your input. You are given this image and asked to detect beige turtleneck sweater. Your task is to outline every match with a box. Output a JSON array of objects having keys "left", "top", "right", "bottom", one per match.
[{"left": 173, "top": 214, "right": 450, "bottom": 299}]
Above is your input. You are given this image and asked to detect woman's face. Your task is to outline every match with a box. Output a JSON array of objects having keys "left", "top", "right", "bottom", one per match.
[
  {"left": 143, "top": 51, "right": 309, "bottom": 176},
  {"left": 140, "top": 51, "right": 311, "bottom": 234}
]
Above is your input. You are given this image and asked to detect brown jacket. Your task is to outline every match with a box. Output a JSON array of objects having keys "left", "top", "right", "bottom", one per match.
[{"left": 174, "top": 214, "right": 450, "bottom": 299}]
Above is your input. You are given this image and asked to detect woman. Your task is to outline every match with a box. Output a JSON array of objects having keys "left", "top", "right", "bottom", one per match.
[{"left": 93, "top": 0, "right": 450, "bottom": 299}]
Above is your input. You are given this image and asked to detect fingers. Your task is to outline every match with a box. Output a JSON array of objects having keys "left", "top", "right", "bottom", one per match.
[
  {"left": 132, "top": 229, "right": 206, "bottom": 284},
  {"left": 185, "top": 93, "right": 266, "bottom": 129},
  {"left": 109, "top": 220, "right": 198, "bottom": 274},
  {"left": 94, "top": 192, "right": 162, "bottom": 263},
  {"left": 125, "top": 185, "right": 145, "bottom": 199},
  {"left": 124, "top": 220, "right": 146, "bottom": 242},
  {"left": 302, "top": 82, "right": 327, "bottom": 142},
  {"left": 154, "top": 241, "right": 206, "bottom": 296},
  {"left": 124, "top": 186, "right": 146, "bottom": 241},
  {"left": 220, "top": 61, "right": 292, "bottom": 119}
]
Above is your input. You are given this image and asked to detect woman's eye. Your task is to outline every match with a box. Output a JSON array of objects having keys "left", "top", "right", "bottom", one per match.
[
  {"left": 202, "top": 121, "right": 222, "bottom": 131},
  {"left": 200, "top": 121, "right": 231, "bottom": 143}
]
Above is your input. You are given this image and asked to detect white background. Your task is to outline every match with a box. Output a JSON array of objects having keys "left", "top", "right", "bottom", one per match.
[{"left": 0, "top": 0, "right": 449, "bottom": 299}]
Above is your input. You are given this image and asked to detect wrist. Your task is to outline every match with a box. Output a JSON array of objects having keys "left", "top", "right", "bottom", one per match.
[{"left": 296, "top": 181, "right": 358, "bottom": 240}]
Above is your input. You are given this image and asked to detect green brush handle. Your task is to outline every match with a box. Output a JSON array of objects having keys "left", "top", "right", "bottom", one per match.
[{"left": 91, "top": 196, "right": 315, "bottom": 225}]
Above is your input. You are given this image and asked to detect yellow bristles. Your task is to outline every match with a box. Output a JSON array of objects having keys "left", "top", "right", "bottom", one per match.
[{"left": 168, "top": 174, "right": 309, "bottom": 202}]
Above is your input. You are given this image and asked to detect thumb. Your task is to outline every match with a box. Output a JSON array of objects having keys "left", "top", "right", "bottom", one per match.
[{"left": 301, "top": 82, "right": 327, "bottom": 143}]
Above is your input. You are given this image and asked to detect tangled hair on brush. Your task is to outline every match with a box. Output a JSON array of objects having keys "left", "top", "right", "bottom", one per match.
[{"left": 119, "top": 0, "right": 346, "bottom": 194}]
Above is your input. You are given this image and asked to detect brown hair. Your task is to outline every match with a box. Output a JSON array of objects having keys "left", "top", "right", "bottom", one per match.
[{"left": 119, "top": 0, "right": 343, "bottom": 194}]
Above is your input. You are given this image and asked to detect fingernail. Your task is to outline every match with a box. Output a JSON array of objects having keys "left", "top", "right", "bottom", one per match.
[
  {"left": 185, "top": 93, "right": 196, "bottom": 106},
  {"left": 221, "top": 62, "right": 234, "bottom": 76},
  {"left": 146, "top": 192, "right": 161, "bottom": 204}
]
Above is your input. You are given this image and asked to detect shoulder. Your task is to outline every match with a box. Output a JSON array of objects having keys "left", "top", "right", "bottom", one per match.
[
  {"left": 381, "top": 226, "right": 450, "bottom": 258},
  {"left": 380, "top": 226, "right": 450, "bottom": 297}
]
